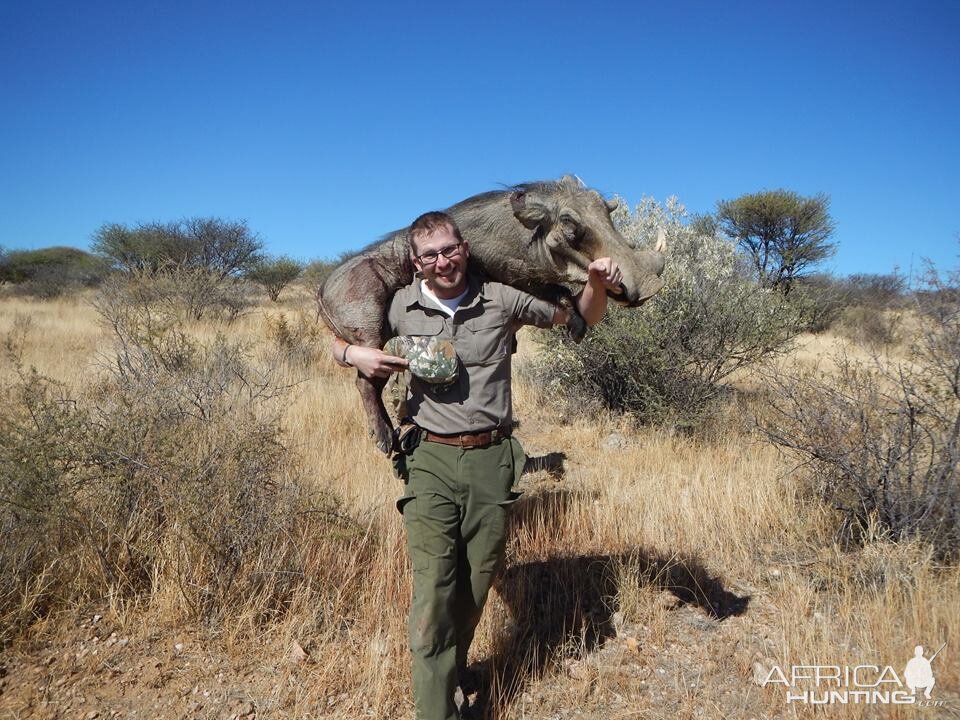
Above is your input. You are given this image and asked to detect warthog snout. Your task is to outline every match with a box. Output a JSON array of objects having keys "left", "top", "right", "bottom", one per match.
[{"left": 615, "top": 231, "right": 667, "bottom": 307}]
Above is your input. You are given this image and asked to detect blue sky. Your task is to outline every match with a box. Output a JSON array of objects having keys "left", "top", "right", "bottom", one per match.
[{"left": 1, "top": 0, "right": 957, "bottom": 277}]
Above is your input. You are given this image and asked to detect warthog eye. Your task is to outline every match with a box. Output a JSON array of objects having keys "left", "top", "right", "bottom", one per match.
[{"left": 560, "top": 218, "right": 579, "bottom": 242}]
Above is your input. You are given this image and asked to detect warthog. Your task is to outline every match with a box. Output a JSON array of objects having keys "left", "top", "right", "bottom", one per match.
[{"left": 319, "top": 175, "right": 666, "bottom": 453}]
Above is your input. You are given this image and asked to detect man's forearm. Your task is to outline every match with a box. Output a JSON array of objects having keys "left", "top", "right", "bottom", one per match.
[
  {"left": 331, "top": 336, "right": 352, "bottom": 367},
  {"left": 330, "top": 336, "right": 409, "bottom": 378},
  {"left": 574, "top": 279, "right": 609, "bottom": 326},
  {"left": 549, "top": 280, "right": 608, "bottom": 328}
]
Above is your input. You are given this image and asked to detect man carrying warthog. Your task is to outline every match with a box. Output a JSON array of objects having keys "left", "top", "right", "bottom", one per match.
[
  {"left": 318, "top": 175, "right": 666, "bottom": 455},
  {"left": 330, "top": 210, "right": 622, "bottom": 720}
]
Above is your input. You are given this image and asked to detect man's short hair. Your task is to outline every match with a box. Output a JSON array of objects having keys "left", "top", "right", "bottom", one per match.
[{"left": 408, "top": 211, "right": 464, "bottom": 255}]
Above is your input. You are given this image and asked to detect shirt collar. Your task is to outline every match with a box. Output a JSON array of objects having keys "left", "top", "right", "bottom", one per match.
[{"left": 405, "top": 268, "right": 488, "bottom": 312}]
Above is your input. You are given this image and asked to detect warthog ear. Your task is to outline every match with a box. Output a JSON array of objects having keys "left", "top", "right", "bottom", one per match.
[{"left": 510, "top": 189, "right": 552, "bottom": 230}]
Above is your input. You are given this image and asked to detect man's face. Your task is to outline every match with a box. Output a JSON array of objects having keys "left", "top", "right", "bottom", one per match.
[{"left": 412, "top": 225, "right": 470, "bottom": 299}]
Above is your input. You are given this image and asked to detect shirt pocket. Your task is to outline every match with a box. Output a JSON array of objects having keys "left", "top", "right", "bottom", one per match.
[
  {"left": 459, "top": 314, "right": 509, "bottom": 365},
  {"left": 397, "top": 316, "right": 445, "bottom": 338}
]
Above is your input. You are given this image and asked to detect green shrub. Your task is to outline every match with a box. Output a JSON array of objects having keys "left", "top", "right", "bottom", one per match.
[
  {"left": 265, "top": 311, "right": 325, "bottom": 368},
  {"left": 843, "top": 272, "right": 906, "bottom": 309},
  {"left": 246, "top": 255, "right": 304, "bottom": 302},
  {"left": 789, "top": 272, "right": 906, "bottom": 335},
  {"left": 0, "top": 246, "right": 110, "bottom": 297},
  {"left": 0, "top": 295, "right": 345, "bottom": 641},
  {"left": 525, "top": 196, "right": 809, "bottom": 430},
  {"left": 761, "top": 262, "right": 960, "bottom": 558},
  {"left": 789, "top": 273, "right": 847, "bottom": 333},
  {"left": 835, "top": 305, "right": 901, "bottom": 347},
  {"left": 96, "top": 265, "right": 254, "bottom": 323}
]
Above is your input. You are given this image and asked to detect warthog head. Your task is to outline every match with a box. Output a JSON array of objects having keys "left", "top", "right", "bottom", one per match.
[{"left": 507, "top": 175, "right": 665, "bottom": 306}]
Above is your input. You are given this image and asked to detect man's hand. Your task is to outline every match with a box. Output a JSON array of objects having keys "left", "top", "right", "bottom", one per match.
[
  {"left": 572, "top": 257, "right": 620, "bottom": 327},
  {"left": 587, "top": 257, "right": 622, "bottom": 291},
  {"left": 348, "top": 346, "right": 408, "bottom": 379},
  {"left": 332, "top": 337, "right": 408, "bottom": 379}
]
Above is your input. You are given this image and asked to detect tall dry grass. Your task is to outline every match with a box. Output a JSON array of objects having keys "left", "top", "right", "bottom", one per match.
[{"left": 0, "top": 291, "right": 956, "bottom": 718}]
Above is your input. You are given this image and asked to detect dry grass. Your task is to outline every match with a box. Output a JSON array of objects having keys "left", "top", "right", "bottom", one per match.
[{"left": 0, "top": 293, "right": 957, "bottom": 719}]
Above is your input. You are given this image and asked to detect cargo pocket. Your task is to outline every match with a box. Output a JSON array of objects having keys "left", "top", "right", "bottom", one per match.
[
  {"left": 396, "top": 493, "right": 429, "bottom": 571},
  {"left": 507, "top": 436, "right": 527, "bottom": 486},
  {"left": 396, "top": 493, "right": 417, "bottom": 515},
  {"left": 479, "top": 489, "right": 523, "bottom": 576},
  {"left": 498, "top": 490, "right": 523, "bottom": 509}
]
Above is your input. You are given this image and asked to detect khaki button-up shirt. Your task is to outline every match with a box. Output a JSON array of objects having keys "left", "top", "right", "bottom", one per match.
[{"left": 387, "top": 272, "right": 556, "bottom": 434}]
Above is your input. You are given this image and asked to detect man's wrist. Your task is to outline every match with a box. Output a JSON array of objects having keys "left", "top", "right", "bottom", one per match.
[{"left": 341, "top": 343, "right": 352, "bottom": 366}]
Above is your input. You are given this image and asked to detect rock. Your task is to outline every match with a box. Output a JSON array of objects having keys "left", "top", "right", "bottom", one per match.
[
  {"left": 368, "top": 634, "right": 389, "bottom": 658},
  {"left": 752, "top": 658, "right": 777, "bottom": 686},
  {"left": 289, "top": 641, "right": 309, "bottom": 664},
  {"left": 564, "top": 659, "right": 594, "bottom": 681},
  {"left": 655, "top": 592, "right": 680, "bottom": 610},
  {"left": 603, "top": 433, "right": 627, "bottom": 449},
  {"left": 92, "top": 614, "right": 102, "bottom": 625}
]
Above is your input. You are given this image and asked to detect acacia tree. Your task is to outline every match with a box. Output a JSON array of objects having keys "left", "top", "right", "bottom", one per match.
[
  {"left": 91, "top": 218, "right": 263, "bottom": 320},
  {"left": 91, "top": 218, "right": 263, "bottom": 278},
  {"left": 714, "top": 189, "right": 836, "bottom": 293},
  {"left": 246, "top": 256, "right": 304, "bottom": 302}
]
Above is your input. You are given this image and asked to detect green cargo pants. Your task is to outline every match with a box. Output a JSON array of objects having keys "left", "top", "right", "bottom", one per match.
[{"left": 396, "top": 436, "right": 525, "bottom": 720}]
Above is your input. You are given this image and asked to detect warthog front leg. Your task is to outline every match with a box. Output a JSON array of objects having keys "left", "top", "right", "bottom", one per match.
[
  {"left": 564, "top": 302, "right": 587, "bottom": 342},
  {"left": 356, "top": 373, "right": 395, "bottom": 455},
  {"left": 540, "top": 285, "right": 587, "bottom": 342}
]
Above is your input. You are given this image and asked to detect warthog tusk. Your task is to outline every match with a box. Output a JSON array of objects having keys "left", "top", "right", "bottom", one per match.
[{"left": 655, "top": 228, "right": 667, "bottom": 253}]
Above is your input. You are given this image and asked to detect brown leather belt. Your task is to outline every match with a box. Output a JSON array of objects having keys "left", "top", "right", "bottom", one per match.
[{"left": 423, "top": 425, "right": 512, "bottom": 449}]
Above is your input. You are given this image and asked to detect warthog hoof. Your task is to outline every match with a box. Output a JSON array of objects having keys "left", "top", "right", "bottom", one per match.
[
  {"left": 566, "top": 310, "right": 587, "bottom": 343},
  {"left": 371, "top": 420, "right": 394, "bottom": 455}
]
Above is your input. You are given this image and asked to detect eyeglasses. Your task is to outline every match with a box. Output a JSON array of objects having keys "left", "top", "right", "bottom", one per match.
[{"left": 416, "top": 242, "right": 462, "bottom": 266}]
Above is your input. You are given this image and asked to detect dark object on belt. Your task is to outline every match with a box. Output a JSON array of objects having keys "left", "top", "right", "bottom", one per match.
[
  {"left": 424, "top": 425, "right": 512, "bottom": 448},
  {"left": 393, "top": 420, "right": 423, "bottom": 457}
]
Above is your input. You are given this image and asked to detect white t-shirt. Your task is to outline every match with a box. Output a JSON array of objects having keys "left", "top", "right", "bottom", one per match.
[{"left": 420, "top": 281, "right": 468, "bottom": 317}]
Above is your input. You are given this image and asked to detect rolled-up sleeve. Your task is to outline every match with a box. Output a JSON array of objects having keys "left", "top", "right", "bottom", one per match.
[{"left": 497, "top": 283, "right": 556, "bottom": 328}]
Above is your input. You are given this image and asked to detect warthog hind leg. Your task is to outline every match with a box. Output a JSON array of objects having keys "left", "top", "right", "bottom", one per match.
[{"left": 356, "top": 373, "right": 394, "bottom": 454}]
